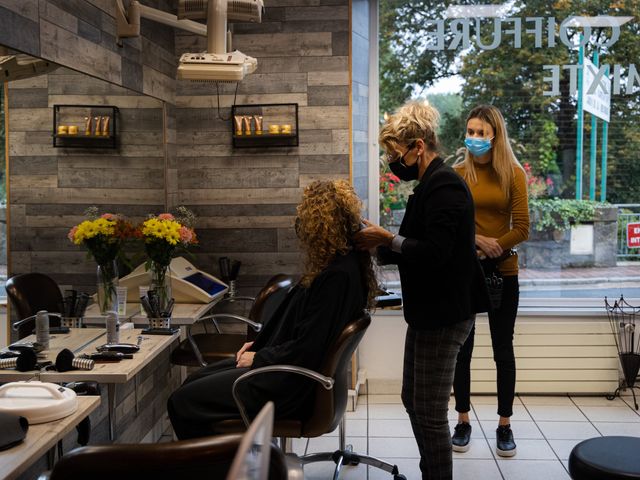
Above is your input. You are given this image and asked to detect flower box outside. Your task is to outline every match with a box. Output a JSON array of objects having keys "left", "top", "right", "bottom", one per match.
[{"left": 520, "top": 205, "right": 618, "bottom": 269}]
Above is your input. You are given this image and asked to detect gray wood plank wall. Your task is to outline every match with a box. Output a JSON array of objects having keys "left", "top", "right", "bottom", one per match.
[
  {"left": 4, "top": 0, "right": 366, "bottom": 293},
  {"left": 0, "top": 0, "right": 176, "bottom": 103},
  {"left": 172, "top": 0, "right": 353, "bottom": 287},
  {"left": 8, "top": 67, "right": 166, "bottom": 292}
]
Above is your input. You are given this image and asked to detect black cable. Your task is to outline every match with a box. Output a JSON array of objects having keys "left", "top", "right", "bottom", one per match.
[{"left": 216, "top": 81, "right": 240, "bottom": 121}]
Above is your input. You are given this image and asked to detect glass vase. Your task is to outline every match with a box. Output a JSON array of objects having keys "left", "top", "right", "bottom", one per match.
[
  {"left": 97, "top": 260, "right": 119, "bottom": 314},
  {"left": 149, "top": 261, "right": 172, "bottom": 315}
]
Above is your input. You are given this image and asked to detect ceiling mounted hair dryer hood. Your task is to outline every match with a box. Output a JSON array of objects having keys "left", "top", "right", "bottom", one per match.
[{"left": 116, "top": 0, "right": 263, "bottom": 82}]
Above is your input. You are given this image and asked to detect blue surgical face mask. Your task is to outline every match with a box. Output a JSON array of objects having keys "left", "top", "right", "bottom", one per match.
[{"left": 464, "top": 137, "right": 493, "bottom": 156}]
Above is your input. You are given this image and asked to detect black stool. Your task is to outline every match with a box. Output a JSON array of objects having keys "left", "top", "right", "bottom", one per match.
[{"left": 569, "top": 436, "right": 640, "bottom": 479}]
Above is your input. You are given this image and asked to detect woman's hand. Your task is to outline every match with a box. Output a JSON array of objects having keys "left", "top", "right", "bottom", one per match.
[
  {"left": 476, "top": 234, "right": 503, "bottom": 258},
  {"left": 236, "top": 341, "right": 254, "bottom": 362},
  {"left": 354, "top": 219, "right": 395, "bottom": 250},
  {"left": 237, "top": 351, "right": 255, "bottom": 368}
]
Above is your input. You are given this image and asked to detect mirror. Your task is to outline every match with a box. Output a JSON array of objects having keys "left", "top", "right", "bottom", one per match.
[{"left": 2, "top": 46, "right": 167, "bottom": 343}]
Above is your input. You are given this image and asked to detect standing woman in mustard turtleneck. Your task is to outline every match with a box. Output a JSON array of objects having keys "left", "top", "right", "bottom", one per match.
[{"left": 451, "top": 105, "right": 530, "bottom": 457}]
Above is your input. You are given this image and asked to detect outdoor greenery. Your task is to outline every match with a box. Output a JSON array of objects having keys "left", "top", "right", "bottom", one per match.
[
  {"left": 380, "top": 0, "right": 640, "bottom": 204},
  {"left": 529, "top": 198, "right": 604, "bottom": 232}
]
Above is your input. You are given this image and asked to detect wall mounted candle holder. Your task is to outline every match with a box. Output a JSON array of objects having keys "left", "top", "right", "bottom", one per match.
[{"left": 53, "top": 105, "right": 119, "bottom": 149}]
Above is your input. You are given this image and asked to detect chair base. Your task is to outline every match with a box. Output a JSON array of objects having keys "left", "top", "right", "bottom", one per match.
[{"left": 299, "top": 445, "right": 406, "bottom": 480}]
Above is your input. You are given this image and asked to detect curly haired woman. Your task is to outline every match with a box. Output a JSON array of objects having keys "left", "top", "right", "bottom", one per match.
[{"left": 168, "top": 179, "right": 376, "bottom": 440}]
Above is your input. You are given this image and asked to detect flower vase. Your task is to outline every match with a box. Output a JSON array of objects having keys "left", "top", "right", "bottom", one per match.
[
  {"left": 97, "top": 260, "right": 119, "bottom": 314},
  {"left": 149, "top": 261, "right": 172, "bottom": 315}
]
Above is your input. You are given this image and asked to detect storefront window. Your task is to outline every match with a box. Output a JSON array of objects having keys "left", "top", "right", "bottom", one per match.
[{"left": 379, "top": 1, "right": 640, "bottom": 305}]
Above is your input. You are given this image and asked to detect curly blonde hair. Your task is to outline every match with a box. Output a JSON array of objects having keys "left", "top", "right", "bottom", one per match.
[
  {"left": 296, "top": 180, "right": 377, "bottom": 309},
  {"left": 379, "top": 100, "right": 440, "bottom": 156}
]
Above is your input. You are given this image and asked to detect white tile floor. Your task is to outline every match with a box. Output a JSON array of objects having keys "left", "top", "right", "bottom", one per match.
[{"left": 292, "top": 391, "right": 640, "bottom": 479}]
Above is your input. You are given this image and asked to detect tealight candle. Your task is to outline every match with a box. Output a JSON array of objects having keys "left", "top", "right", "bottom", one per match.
[
  {"left": 68, "top": 125, "right": 78, "bottom": 135},
  {"left": 268, "top": 124, "right": 280, "bottom": 135},
  {"left": 57, "top": 125, "right": 68, "bottom": 135},
  {"left": 281, "top": 124, "right": 292, "bottom": 135}
]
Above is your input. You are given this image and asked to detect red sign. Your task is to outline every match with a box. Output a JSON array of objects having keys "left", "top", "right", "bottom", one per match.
[{"left": 628, "top": 222, "right": 640, "bottom": 248}]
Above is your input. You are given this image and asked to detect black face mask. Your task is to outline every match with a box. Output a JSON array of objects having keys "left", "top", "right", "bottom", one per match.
[{"left": 388, "top": 142, "right": 419, "bottom": 181}]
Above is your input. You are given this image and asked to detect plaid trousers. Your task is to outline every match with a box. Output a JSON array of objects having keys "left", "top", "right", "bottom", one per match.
[{"left": 401, "top": 318, "right": 474, "bottom": 480}]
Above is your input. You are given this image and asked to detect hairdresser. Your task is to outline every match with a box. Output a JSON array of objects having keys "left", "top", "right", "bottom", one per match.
[
  {"left": 354, "top": 100, "right": 488, "bottom": 480},
  {"left": 451, "top": 105, "right": 529, "bottom": 457}
]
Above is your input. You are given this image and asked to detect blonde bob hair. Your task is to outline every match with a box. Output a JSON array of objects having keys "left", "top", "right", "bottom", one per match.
[
  {"left": 379, "top": 101, "right": 440, "bottom": 157},
  {"left": 457, "top": 104, "right": 524, "bottom": 198},
  {"left": 296, "top": 180, "right": 377, "bottom": 309}
]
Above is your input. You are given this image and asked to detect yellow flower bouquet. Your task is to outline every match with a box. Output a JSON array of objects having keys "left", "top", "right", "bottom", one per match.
[
  {"left": 137, "top": 207, "right": 197, "bottom": 313},
  {"left": 68, "top": 208, "right": 134, "bottom": 313}
]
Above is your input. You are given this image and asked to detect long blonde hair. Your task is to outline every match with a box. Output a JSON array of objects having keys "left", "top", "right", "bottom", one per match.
[
  {"left": 457, "top": 105, "right": 524, "bottom": 198},
  {"left": 379, "top": 101, "right": 440, "bottom": 156},
  {"left": 296, "top": 180, "right": 377, "bottom": 309}
]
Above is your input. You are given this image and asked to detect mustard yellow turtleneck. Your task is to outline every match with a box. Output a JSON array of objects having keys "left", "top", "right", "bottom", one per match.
[{"left": 454, "top": 162, "right": 530, "bottom": 275}]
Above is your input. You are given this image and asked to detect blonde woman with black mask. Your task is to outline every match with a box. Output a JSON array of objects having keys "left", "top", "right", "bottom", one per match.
[
  {"left": 355, "top": 100, "right": 489, "bottom": 480},
  {"left": 452, "top": 105, "right": 530, "bottom": 457}
]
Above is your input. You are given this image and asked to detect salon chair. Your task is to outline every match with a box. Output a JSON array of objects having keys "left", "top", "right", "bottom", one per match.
[
  {"left": 39, "top": 402, "right": 297, "bottom": 480},
  {"left": 214, "top": 312, "right": 407, "bottom": 480},
  {"left": 6, "top": 272, "right": 64, "bottom": 339},
  {"left": 171, "top": 274, "right": 294, "bottom": 367}
]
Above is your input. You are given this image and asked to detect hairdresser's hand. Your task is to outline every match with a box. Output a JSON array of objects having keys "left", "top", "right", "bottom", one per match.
[
  {"left": 354, "top": 219, "right": 394, "bottom": 250},
  {"left": 236, "top": 341, "right": 254, "bottom": 362},
  {"left": 476, "top": 234, "right": 503, "bottom": 258},
  {"left": 237, "top": 351, "right": 255, "bottom": 368}
]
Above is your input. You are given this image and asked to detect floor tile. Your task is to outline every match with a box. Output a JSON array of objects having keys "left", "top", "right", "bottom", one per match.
[
  {"left": 368, "top": 394, "right": 402, "bottom": 404},
  {"left": 579, "top": 406, "right": 640, "bottom": 422},
  {"left": 323, "top": 419, "right": 367, "bottom": 437},
  {"left": 306, "top": 436, "right": 367, "bottom": 456},
  {"left": 481, "top": 420, "right": 543, "bottom": 439},
  {"left": 622, "top": 396, "right": 640, "bottom": 410},
  {"left": 536, "top": 421, "right": 600, "bottom": 440},
  {"left": 291, "top": 438, "right": 308, "bottom": 455},
  {"left": 453, "top": 459, "right": 503, "bottom": 480},
  {"left": 592, "top": 421, "right": 640, "bottom": 436},
  {"left": 497, "top": 459, "right": 570, "bottom": 480},
  {"left": 519, "top": 395, "right": 573, "bottom": 406},
  {"left": 368, "top": 403, "right": 409, "bottom": 420},
  {"left": 493, "top": 439, "right": 556, "bottom": 460},
  {"left": 303, "top": 461, "right": 363, "bottom": 480},
  {"left": 548, "top": 439, "right": 583, "bottom": 460},
  {"left": 473, "top": 403, "right": 532, "bottom": 421},
  {"left": 569, "top": 396, "right": 627, "bottom": 407},
  {"left": 368, "top": 458, "right": 421, "bottom": 480},
  {"left": 369, "top": 418, "right": 414, "bottom": 437},
  {"left": 369, "top": 436, "right": 420, "bottom": 458},
  {"left": 345, "top": 405, "right": 368, "bottom": 420},
  {"left": 452, "top": 437, "right": 493, "bottom": 459},
  {"left": 525, "top": 405, "right": 587, "bottom": 422}
]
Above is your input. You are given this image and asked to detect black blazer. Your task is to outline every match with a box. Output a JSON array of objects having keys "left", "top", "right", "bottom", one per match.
[
  {"left": 246, "top": 249, "right": 367, "bottom": 418},
  {"left": 379, "top": 157, "right": 489, "bottom": 330}
]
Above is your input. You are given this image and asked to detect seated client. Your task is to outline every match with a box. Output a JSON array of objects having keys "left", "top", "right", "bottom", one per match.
[{"left": 168, "top": 179, "right": 377, "bottom": 440}]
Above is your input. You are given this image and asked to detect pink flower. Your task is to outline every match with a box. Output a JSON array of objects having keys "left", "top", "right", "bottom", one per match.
[
  {"left": 101, "top": 213, "right": 116, "bottom": 220},
  {"left": 158, "top": 213, "right": 175, "bottom": 221},
  {"left": 546, "top": 177, "right": 554, "bottom": 186},
  {"left": 68, "top": 226, "right": 78, "bottom": 242},
  {"left": 179, "top": 226, "right": 194, "bottom": 243}
]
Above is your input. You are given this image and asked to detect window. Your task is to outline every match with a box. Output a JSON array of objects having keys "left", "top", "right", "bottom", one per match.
[{"left": 379, "top": 1, "right": 640, "bottom": 307}]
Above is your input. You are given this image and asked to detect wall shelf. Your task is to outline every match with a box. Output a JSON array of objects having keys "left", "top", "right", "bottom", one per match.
[
  {"left": 231, "top": 103, "right": 298, "bottom": 148},
  {"left": 53, "top": 105, "right": 119, "bottom": 149}
]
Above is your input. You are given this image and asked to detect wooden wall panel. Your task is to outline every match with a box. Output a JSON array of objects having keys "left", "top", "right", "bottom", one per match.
[
  {"left": 175, "top": 0, "right": 351, "bottom": 288},
  {"left": 0, "top": 0, "right": 175, "bottom": 102},
  {"left": 7, "top": 67, "right": 165, "bottom": 293}
]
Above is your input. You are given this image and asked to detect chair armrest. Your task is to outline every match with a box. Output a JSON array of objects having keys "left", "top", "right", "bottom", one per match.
[
  {"left": 184, "top": 314, "right": 261, "bottom": 368},
  {"left": 232, "top": 365, "right": 334, "bottom": 428},
  {"left": 199, "top": 313, "right": 262, "bottom": 332}
]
